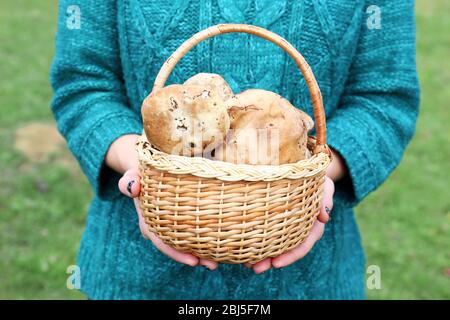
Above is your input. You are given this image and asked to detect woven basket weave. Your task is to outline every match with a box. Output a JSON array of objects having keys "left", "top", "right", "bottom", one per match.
[{"left": 137, "top": 24, "right": 331, "bottom": 264}]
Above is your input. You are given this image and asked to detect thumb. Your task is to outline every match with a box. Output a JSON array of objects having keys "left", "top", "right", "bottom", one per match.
[
  {"left": 318, "top": 176, "right": 334, "bottom": 223},
  {"left": 118, "top": 168, "right": 141, "bottom": 198}
]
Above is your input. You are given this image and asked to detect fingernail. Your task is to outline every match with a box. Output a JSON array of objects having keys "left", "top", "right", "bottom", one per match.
[
  {"left": 325, "top": 206, "right": 331, "bottom": 216},
  {"left": 272, "top": 262, "right": 282, "bottom": 269},
  {"left": 127, "top": 180, "right": 135, "bottom": 195}
]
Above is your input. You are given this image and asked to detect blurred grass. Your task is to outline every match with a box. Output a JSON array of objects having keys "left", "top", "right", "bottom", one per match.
[
  {"left": 358, "top": 0, "right": 450, "bottom": 299},
  {"left": 0, "top": 0, "right": 448, "bottom": 299},
  {"left": 0, "top": 0, "right": 87, "bottom": 299}
]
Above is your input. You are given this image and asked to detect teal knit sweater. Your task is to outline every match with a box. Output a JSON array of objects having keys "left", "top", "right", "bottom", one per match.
[{"left": 50, "top": 0, "right": 419, "bottom": 299}]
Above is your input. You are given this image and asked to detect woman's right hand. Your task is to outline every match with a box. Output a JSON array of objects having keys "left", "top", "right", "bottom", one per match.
[
  {"left": 107, "top": 134, "right": 218, "bottom": 270},
  {"left": 118, "top": 168, "right": 218, "bottom": 270}
]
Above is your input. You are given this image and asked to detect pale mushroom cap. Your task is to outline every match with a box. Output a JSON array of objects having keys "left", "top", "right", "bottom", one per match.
[
  {"left": 184, "top": 73, "right": 234, "bottom": 101},
  {"left": 142, "top": 84, "right": 230, "bottom": 156},
  {"left": 214, "top": 89, "right": 313, "bottom": 165}
]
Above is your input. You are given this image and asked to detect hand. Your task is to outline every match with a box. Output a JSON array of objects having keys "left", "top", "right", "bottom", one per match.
[
  {"left": 245, "top": 148, "right": 346, "bottom": 274},
  {"left": 107, "top": 134, "right": 218, "bottom": 270}
]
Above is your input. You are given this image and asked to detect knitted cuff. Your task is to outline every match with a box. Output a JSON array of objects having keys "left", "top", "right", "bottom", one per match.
[
  {"left": 325, "top": 111, "right": 379, "bottom": 207},
  {"left": 76, "top": 108, "right": 142, "bottom": 200}
]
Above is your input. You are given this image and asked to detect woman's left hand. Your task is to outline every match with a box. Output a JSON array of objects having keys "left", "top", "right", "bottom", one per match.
[{"left": 244, "top": 176, "right": 335, "bottom": 274}]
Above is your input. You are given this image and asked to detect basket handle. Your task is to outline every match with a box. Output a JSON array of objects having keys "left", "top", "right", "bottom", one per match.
[{"left": 152, "top": 24, "right": 329, "bottom": 155}]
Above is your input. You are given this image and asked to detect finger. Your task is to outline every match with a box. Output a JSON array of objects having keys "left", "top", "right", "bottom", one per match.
[
  {"left": 148, "top": 233, "right": 199, "bottom": 267},
  {"left": 252, "top": 258, "right": 272, "bottom": 275},
  {"left": 123, "top": 167, "right": 140, "bottom": 177},
  {"left": 134, "top": 199, "right": 199, "bottom": 267},
  {"left": 134, "top": 199, "right": 151, "bottom": 239},
  {"left": 199, "top": 259, "right": 218, "bottom": 271},
  {"left": 272, "top": 222, "right": 325, "bottom": 268},
  {"left": 318, "top": 176, "right": 334, "bottom": 223},
  {"left": 118, "top": 169, "right": 141, "bottom": 198},
  {"left": 138, "top": 212, "right": 151, "bottom": 240}
]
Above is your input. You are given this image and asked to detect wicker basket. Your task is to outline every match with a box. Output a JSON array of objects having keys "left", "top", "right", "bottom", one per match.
[{"left": 137, "top": 24, "right": 332, "bottom": 264}]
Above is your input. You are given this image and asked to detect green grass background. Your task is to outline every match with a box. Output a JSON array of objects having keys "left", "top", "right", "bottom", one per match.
[{"left": 0, "top": 0, "right": 448, "bottom": 299}]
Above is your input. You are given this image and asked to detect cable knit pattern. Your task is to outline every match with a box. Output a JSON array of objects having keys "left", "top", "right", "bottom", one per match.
[{"left": 50, "top": 0, "right": 419, "bottom": 299}]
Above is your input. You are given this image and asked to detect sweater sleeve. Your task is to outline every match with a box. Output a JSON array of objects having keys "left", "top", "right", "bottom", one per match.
[
  {"left": 50, "top": 1, "right": 142, "bottom": 199},
  {"left": 326, "top": 1, "right": 420, "bottom": 206}
]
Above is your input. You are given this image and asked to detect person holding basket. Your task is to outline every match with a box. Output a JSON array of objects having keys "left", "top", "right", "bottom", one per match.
[{"left": 50, "top": 0, "right": 419, "bottom": 299}]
